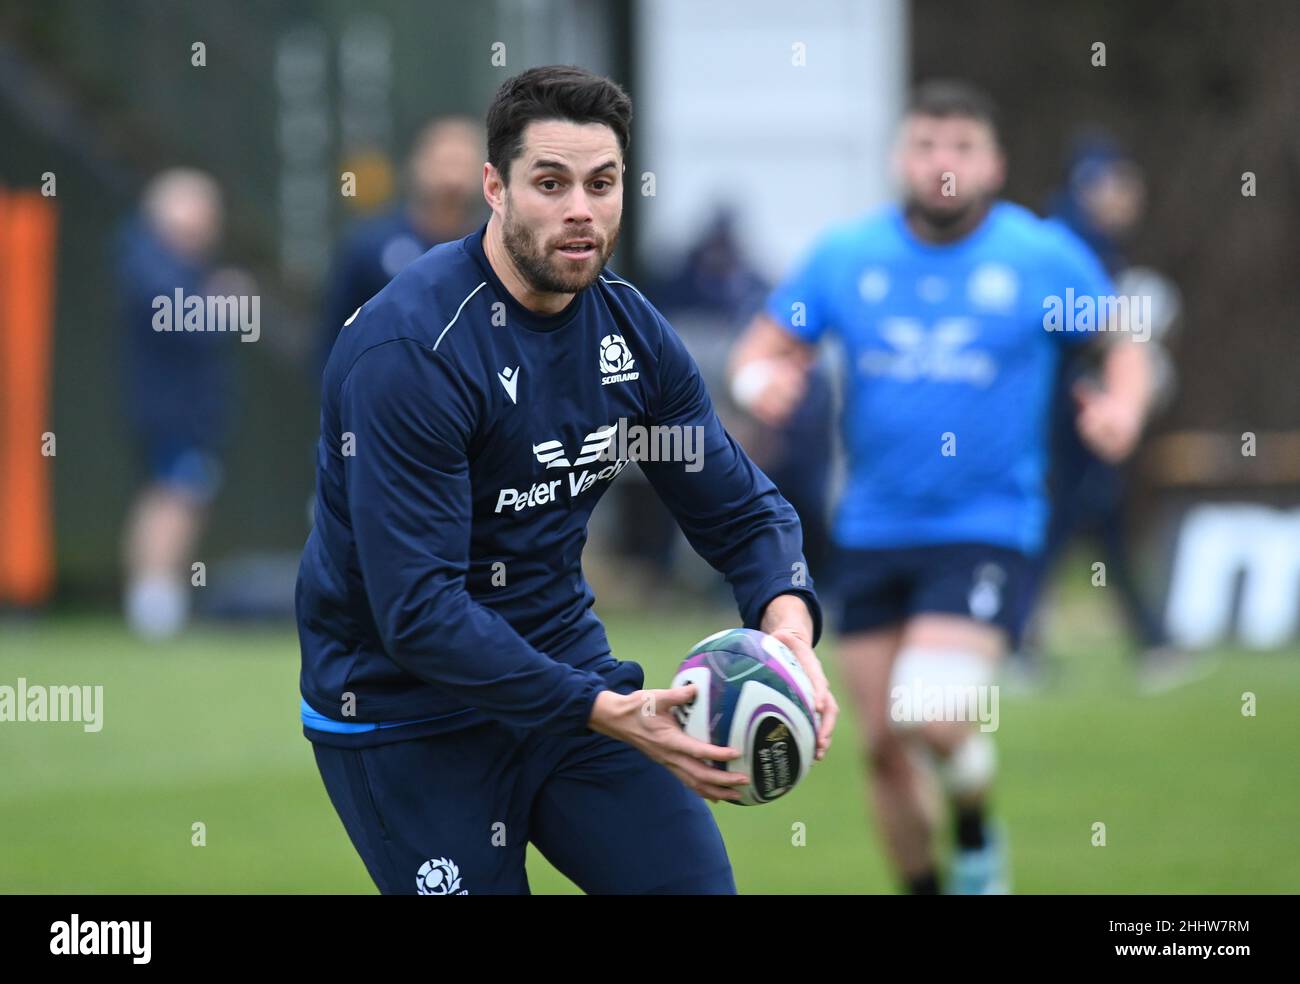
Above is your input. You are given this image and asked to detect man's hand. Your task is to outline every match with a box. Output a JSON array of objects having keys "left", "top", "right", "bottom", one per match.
[
  {"left": 728, "top": 315, "right": 816, "bottom": 428},
  {"left": 732, "top": 358, "right": 808, "bottom": 428},
  {"left": 587, "top": 688, "right": 750, "bottom": 802},
  {"left": 1076, "top": 337, "right": 1154, "bottom": 463},
  {"left": 1074, "top": 380, "right": 1144, "bottom": 463},
  {"left": 761, "top": 594, "right": 839, "bottom": 761}
]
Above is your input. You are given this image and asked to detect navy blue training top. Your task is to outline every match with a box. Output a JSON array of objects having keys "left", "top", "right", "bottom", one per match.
[{"left": 296, "top": 223, "right": 821, "bottom": 747}]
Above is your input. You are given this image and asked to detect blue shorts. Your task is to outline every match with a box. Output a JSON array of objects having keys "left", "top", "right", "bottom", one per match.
[
  {"left": 311, "top": 700, "right": 736, "bottom": 895},
  {"left": 834, "top": 541, "right": 1030, "bottom": 636},
  {"left": 144, "top": 441, "right": 223, "bottom": 503}
]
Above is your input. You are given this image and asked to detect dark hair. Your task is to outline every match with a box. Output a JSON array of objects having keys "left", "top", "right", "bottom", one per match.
[
  {"left": 486, "top": 65, "right": 632, "bottom": 183},
  {"left": 907, "top": 79, "right": 999, "bottom": 139}
]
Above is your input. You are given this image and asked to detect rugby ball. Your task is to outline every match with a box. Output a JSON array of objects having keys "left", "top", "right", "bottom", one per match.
[{"left": 671, "top": 628, "right": 819, "bottom": 805}]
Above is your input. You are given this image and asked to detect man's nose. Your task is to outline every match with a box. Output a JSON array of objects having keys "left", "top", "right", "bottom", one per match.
[
  {"left": 563, "top": 186, "right": 595, "bottom": 224},
  {"left": 930, "top": 152, "right": 958, "bottom": 179}
]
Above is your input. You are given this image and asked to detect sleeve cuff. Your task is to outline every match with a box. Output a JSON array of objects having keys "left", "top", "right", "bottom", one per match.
[{"left": 745, "top": 578, "right": 824, "bottom": 648}]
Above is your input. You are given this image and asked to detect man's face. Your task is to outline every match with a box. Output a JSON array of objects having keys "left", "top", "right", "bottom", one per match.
[
  {"left": 1079, "top": 160, "right": 1146, "bottom": 237},
  {"left": 155, "top": 188, "right": 222, "bottom": 260},
  {"left": 409, "top": 122, "right": 483, "bottom": 237},
  {"left": 895, "top": 114, "right": 1005, "bottom": 225},
  {"left": 488, "top": 119, "right": 622, "bottom": 294}
]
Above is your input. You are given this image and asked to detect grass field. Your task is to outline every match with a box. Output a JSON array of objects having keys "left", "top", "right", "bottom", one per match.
[{"left": 2, "top": 588, "right": 1297, "bottom": 894}]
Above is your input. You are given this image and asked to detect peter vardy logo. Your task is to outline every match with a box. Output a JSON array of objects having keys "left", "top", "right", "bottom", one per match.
[
  {"left": 498, "top": 425, "right": 629, "bottom": 514},
  {"left": 598, "top": 333, "right": 638, "bottom": 384},
  {"left": 50, "top": 914, "right": 151, "bottom": 964},
  {"left": 532, "top": 424, "right": 618, "bottom": 469},
  {"left": 499, "top": 416, "right": 706, "bottom": 514},
  {"left": 417, "top": 857, "right": 468, "bottom": 895}
]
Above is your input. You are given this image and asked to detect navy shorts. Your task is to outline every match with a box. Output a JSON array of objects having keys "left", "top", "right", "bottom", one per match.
[
  {"left": 312, "top": 675, "right": 735, "bottom": 895},
  {"left": 834, "top": 541, "right": 1030, "bottom": 636},
  {"left": 143, "top": 440, "right": 223, "bottom": 503}
]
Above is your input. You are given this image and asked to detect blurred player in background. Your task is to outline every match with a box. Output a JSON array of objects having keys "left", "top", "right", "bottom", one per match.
[
  {"left": 116, "top": 168, "right": 230, "bottom": 639},
  {"left": 318, "top": 116, "right": 486, "bottom": 374},
  {"left": 635, "top": 209, "right": 835, "bottom": 596},
  {"left": 730, "top": 81, "right": 1154, "bottom": 893},
  {"left": 657, "top": 212, "right": 836, "bottom": 587},
  {"left": 1008, "top": 134, "right": 1193, "bottom": 692}
]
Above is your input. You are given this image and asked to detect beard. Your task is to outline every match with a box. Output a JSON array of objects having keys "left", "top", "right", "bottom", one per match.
[
  {"left": 904, "top": 187, "right": 992, "bottom": 236},
  {"left": 501, "top": 204, "right": 619, "bottom": 295},
  {"left": 905, "top": 195, "right": 979, "bottom": 230}
]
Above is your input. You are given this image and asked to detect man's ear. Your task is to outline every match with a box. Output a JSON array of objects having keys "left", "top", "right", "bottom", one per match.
[
  {"left": 990, "top": 149, "right": 1008, "bottom": 194},
  {"left": 483, "top": 162, "right": 505, "bottom": 211}
]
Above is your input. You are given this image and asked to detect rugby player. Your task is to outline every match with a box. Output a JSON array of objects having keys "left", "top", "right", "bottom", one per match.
[
  {"left": 297, "top": 65, "right": 837, "bottom": 895},
  {"left": 730, "top": 80, "right": 1153, "bottom": 893}
]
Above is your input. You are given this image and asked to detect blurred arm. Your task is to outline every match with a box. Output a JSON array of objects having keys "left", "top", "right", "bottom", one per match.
[
  {"left": 727, "top": 313, "right": 817, "bottom": 427},
  {"left": 643, "top": 317, "right": 822, "bottom": 645},
  {"left": 1075, "top": 332, "right": 1156, "bottom": 463}
]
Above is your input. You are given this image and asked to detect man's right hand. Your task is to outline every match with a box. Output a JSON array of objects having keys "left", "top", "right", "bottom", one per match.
[{"left": 588, "top": 686, "right": 750, "bottom": 802}]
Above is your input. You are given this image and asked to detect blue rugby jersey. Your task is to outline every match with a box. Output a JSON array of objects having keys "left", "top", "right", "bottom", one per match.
[
  {"left": 767, "top": 201, "right": 1113, "bottom": 554},
  {"left": 297, "top": 224, "right": 821, "bottom": 747}
]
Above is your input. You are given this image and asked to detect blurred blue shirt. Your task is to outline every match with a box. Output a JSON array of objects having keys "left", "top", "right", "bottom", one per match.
[
  {"left": 318, "top": 208, "right": 435, "bottom": 379},
  {"left": 766, "top": 201, "right": 1112, "bottom": 554},
  {"left": 116, "top": 217, "right": 231, "bottom": 455}
]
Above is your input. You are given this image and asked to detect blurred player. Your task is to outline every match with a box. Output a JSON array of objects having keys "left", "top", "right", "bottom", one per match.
[
  {"left": 1010, "top": 135, "right": 1194, "bottom": 692},
  {"left": 730, "top": 81, "right": 1154, "bottom": 893},
  {"left": 318, "top": 116, "right": 486, "bottom": 375},
  {"left": 297, "top": 66, "right": 838, "bottom": 895},
  {"left": 116, "top": 168, "right": 229, "bottom": 639}
]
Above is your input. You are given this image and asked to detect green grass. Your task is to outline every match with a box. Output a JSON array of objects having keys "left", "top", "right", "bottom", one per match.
[{"left": 1, "top": 594, "right": 1297, "bottom": 893}]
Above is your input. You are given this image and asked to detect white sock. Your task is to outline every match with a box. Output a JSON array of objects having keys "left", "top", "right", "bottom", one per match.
[{"left": 125, "top": 574, "right": 188, "bottom": 639}]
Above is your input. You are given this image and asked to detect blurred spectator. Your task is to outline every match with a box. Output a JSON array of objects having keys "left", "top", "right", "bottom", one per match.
[
  {"left": 318, "top": 116, "right": 486, "bottom": 375},
  {"left": 652, "top": 209, "right": 768, "bottom": 317},
  {"left": 1010, "top": 133, "right": 1192, "bottom": 690},
  {"left": 1048, "top": 133, "right": 1146, "bottom": 271},
  {"left": 117, "top": 168, "right": 230, "bottom": 638},
  {"left": 680, "top": 212, "right": 835, "bottom": 584},
  {"left": 647, "top": 209, "right": 835, "bottom": 588}
]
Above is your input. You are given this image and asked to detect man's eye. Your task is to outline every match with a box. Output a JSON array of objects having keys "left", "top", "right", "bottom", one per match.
[
  {"left": 590, "top": 180, "right": 611, "bottom": 192},
  {"left": 539, "top": 179, "right": 561, "bottom": 191}
]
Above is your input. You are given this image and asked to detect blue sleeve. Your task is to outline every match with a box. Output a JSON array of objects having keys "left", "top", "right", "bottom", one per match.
[
  {"left": 340, "top": 336, "right": 609, "bottom": 734},
  {"left": 1042, "top": 221, "right": 1117, "bottom": 348},
  {"left": 765, "top": 234, "right": 837, "bottom": 345},
  {"left": 640, "top": 314, "right": 824, "bottom": 645}
]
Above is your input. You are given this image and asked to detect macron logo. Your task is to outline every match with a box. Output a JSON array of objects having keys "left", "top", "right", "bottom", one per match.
[{"left": 498, "top": 366, "right": 519, "bottom": 404}]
